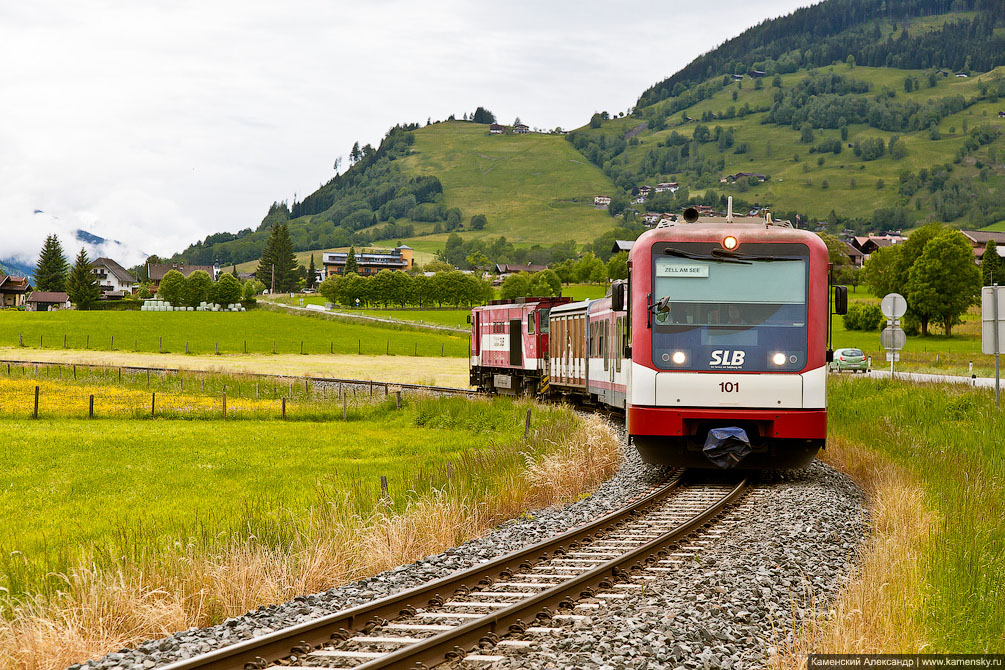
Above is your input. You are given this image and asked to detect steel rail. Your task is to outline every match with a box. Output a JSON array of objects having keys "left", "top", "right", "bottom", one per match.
[
  {"left": 155, "top": 475, "right": 688, "bottom": 670},
  {"left": 353, "top": 477, "right": 747, "bottom": 670}
]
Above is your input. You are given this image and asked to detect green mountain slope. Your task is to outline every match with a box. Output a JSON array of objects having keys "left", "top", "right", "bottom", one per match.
[{"left": 396, "top": 121, "right": 616, "bottom": 252}]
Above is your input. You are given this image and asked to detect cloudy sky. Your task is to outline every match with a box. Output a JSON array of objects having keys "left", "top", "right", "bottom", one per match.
[{"left": 0, "top": 0, "right": 812, "bottom": 268}]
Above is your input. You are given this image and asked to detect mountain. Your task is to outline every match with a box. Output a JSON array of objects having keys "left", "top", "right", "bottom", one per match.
[
  {"left": 573, "top": 1, "right": 1005, "bottom": 233},
  {"left": 1, "top": 228, "right": 145, "bottom": 284},
  {"left": 172, "top": 0, "right": 1005, "bottom": 268}
]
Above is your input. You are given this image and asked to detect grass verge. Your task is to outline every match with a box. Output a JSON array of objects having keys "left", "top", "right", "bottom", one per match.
[
  {"left": 775, "top": 376, "right": 1005, "bottom": 661},
  {"left": 0, "top": 393, "right": 619, "bottom": 670}
]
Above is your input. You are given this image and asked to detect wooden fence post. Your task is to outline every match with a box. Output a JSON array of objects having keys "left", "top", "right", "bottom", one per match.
[
  {"left": 358, "top": 339, "right": 361, "bottom": 355},
  {"left": 281, "top": 397, "right": 286, "bottom": 419},
  {"left": 89, "top": 395, "right": 94, "bottom": 419},
  {"left": 159, "top": 336, "right": 163, "bottom": 353},
  {"left": 524, "top": 408, "right": 532, "bottom": 439},
  {"left": 151, "top": 392, "right": 155, "bottom": 417},
  {"left": 110, "top": 336, "right": 114, "bottom": 350},
  {"left": 380, "top": 475, "right": 389, "bottom": 500},
  {"left": 386, "top": 340, "right": 389, "bottom": 355},
  {"left": 85, "top": 335, "right": 89, "bottom": 349},
  {"left": 33, "top": 385, "right": 39, "bottom": 419},
  {"left": 414, "top": 343, "right": 417, "bottom": 356},
  {"left": 395, "top": 390, "right": 402, "bottom": 409},
  {"left": 343, "top": 393, "right": 347, "bottom": 420},
  {"left": 63, "top": 334, "right": 67, "bottom": 348},
  {"left": 222, "top": 391, "right": 227, "bottom": 418}
]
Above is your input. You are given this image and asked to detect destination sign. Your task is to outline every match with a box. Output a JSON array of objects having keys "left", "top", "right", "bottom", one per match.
[{"left": 656, "top": 261, "right": 709, "bottom": 278}]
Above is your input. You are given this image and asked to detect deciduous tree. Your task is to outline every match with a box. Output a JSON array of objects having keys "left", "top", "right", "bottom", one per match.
[{"left": 907, "top": 229, "right": 979, "bottom": 337}]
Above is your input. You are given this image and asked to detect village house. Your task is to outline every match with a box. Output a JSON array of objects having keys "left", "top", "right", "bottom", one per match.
[
  {"left": 849, "top": 235, "right": 905, "bottom": 256},
  {"left": 637, "top": 185, "right": 652, "bottom": 197},
  {"left": 594, "top": 195, "right": 611, "bottom": 208},
  {"left": 489, "top": 124, "right": 504, "bottom": 134},
  {"left": 722, "top": 173, "right": 768, "bottom": 183},
  {"left": 748, "top": 70, "right": 767, "bottom": 78},
  {"left": 91, "top": 257, "right": 138, "bottom": 298},
  {"left": 26, "top": 291, "right": 71, "bottom": 311},
  {"left": 642, "top": 212, "right": 663, "bottom": 226},
  {"left": 732, "top": 74, "right": 744, "bottom": 81},
  {"left": 147, "top": 262, "right": 219, "bottom": 292},
  {"left": 494, "top": 263, "right": 548, "bottom": 279},
  {"left": 654, "top": 182, "right": 679, "bottom": 193},
  {"left": 843, "top": 243, "right": 866, "bottom": 268},
  {"left": 0, "top": 273, "right": 31, "bottom": 308},
  {"left": 513, "top": 123, "right": 530, "bottom": 134},
  {"left": 998, "top": 111, "right": 1005, "bottom": 119},
  {"left": 961, "top": 230, "right": 1005, "bottom": 264},
  {"left": 323, "top": 245, "right": 413, "bottom": 278}
]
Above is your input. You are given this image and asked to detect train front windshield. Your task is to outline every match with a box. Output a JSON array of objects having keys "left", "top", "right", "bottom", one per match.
[{"left": 651, "top": 246, "right": 808, "bottom": 372}]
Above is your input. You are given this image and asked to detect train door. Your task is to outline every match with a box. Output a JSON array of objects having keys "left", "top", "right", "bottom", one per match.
[{"left": 509, "top": 319, "right": 522, "bottom": 366}]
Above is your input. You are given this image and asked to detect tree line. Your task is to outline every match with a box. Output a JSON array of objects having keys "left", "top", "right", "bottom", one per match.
[
  {"left": 318, "top": 270, "right": 493, "bottom": 308},
  {"left": 157, "top": 271, "right": 255, "bottom": 307}
]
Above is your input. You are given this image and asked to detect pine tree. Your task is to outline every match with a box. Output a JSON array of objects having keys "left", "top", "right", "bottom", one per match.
[
  {"left": 982, "top": 239, "right": 1000, "bottom": 286},
  {"left": 345, "top": 246, "right": 359, "bottom": 275},
  {"left": 65, "top": 248, "right": 101, "bottom": 310},
  {"left": 34, "top": 234, "right": 69, "bottom": 292},
  {"left": 255, "top": 223, "right": 297, "bottom": 292},
  {"left": 307, "top": 254, "right": 317, "bottom": 288}
]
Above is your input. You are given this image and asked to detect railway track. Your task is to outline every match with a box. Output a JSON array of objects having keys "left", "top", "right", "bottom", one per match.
[{"left": 157, "top": 473, "right": 748, "bottom": 670}]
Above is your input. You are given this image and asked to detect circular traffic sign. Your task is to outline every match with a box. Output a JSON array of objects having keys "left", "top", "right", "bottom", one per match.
[
  {"left": 881, "top": 326, "right": 907, "bottom": 351},
  {"left": 880, "top": 293, "right": 907, "bottom": 319}
]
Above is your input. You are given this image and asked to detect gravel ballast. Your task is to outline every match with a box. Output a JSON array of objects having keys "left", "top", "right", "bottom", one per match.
[{"left": 72, "top": 435, "right": 866, "bottom": 670}]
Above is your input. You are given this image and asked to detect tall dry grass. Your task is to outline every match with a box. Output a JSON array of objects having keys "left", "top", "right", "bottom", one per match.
[
  {"left": 0, "top": 410, "right": 619, "bottom": 670},
  {"left": 770, "top": 435, "right": 936, "bottom": 667}
]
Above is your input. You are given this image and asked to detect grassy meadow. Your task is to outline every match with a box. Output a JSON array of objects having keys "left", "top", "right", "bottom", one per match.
[
  {"left": 819, "top": 377, "right": 1005, "bottom": 652},
  {"left": 0, "top": 373, "right": 620, "bottom": 669},
  {"left": 0, "top": 309, "right": 468, "bottom": 358},
  {"left": 398, "top": 121, "right": 616, "bottom": 246}
]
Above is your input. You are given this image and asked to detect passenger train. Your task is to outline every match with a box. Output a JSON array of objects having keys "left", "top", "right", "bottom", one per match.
[{"left": 469, "top": 202, "right": 847, "bottom": 469}]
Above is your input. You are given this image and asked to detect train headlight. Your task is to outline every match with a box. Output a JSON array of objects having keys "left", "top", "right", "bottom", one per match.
[
  {"left": 672, "top": 351, "right": 687, "bottom": 365},
  {"left": 722, "top": 235, "right": 738, "bottom": 250},
  {"left": 772, "top": 352, "right": 787, "bottom": 366}
]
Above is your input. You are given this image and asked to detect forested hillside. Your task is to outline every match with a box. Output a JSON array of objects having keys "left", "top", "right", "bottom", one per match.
[{"left": 571, "top": 1, "right": 1005, "bottom": 233}]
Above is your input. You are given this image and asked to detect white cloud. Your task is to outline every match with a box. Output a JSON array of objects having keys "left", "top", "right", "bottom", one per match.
[{"left": 0, "top": 0, "right": 811, "bottom": 265}]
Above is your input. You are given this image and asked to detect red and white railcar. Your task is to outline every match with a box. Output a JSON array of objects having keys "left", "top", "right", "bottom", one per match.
[
  {"left": 469, "top": 297, "right": 571, "bottom": 394},
  {"left": 548, "top": 296, "right": 628, "bottom": 408},
  {"left": 622, "top": 210, "right": 835, "bottom": 468}
]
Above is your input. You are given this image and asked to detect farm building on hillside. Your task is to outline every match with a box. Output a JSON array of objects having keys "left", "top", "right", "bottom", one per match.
[
  {"left": 962, "top": 230, "right": 1005, "bottom": 264},
  {"left": 27, "top": 291, "right": 71, "bottom": 311},
  {"left": 655, "top": 182, "right": 679, "bottom": 193},
  {"left": 91, "top": 257, "right": 138, "bottom": 298},
  {"left": 0, "top": 274, "right": 31, "bottom": 308},
  {"left": 722, "top": 173, "right": 768, "bottom": 183},
  {"left": 322, "top": 245, "right": 413, "bottom": 277},
  {"left": 594, "top": 196, "right": 611, "bottom": 208},
  {"left": 513, "top": 123, "right": 530, "bottom": 134},
  {"left": 850, "top": 235, "right": 904, "bottom": 255},
  {"left": 489, "top": 124, "right": 504, "bottom": 134}
]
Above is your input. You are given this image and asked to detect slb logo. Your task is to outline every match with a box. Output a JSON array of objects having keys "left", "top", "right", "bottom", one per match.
[{"left": 710, "top": 349, "right": 745, "bottom": 366}]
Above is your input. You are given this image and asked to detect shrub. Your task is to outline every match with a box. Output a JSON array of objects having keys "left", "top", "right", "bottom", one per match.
[
  {"left": 842, "top": 303, "right": 862, "bottom": 330},
  {"left": 858, "top": 304, "right": 883, "bottom": 331}
]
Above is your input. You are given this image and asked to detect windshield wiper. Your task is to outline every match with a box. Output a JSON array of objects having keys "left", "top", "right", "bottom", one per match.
[
  {"left": 710, "top": 248, "right": 801, "bottom": 262},
  {"left": 664, "top": 247, "right": 750, "bottom": 264}
]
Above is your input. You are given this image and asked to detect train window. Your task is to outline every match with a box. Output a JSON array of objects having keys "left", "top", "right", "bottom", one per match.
[
  {"left": 603, "top": 322, "right": 609, "bottom": 371},
  {"left": 539, "top": 310, "right": 550, "bottom": 333},
  {"left": 528, "top": 313, "right": 535, "bottom": 334}
]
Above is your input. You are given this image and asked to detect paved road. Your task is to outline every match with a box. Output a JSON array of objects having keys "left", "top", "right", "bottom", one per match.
[
  {"left": 845, "top": 368, "right": 997, "bottom": 387},
  {"left": 263, "top": 300, "right": 468, "bottom": 333}
]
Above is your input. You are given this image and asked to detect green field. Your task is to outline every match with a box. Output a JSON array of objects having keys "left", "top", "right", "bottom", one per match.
[
  {"left": 0, "top": 309, "right": 468, "bottom": 358},
  {"left": 591, "top": 62, "right": 1005, "bottom": 224},
  {"left": 0, "top": 390, "right": 577, "bottom": 599},
  {"left": 398, "top": 121, "right": 617, "bottom": 246},
  {"left": 828, "top": 377, "right": 1005, "bottom": 651}
]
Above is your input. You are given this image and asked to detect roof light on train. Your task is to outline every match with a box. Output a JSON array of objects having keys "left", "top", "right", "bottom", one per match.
[
  {"left": 772, "top": 352, "right": 787, "bottom": 366},
  {"left": 672, "top": 351, "right": 687, "bottom": 365},
  {"left": 722, "top": 235, "right": 738, "bottom": 250}
]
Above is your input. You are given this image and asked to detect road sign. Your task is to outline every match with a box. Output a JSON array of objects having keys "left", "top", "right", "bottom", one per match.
[
  {"left": 880, "top": 293, "right": 907, "bottom": 319},
  {"left": 881, "top": 326, "right": 906, "bottom": 351},
  {"left": 885, "top": 352, "right": 900, "bottom": 362},
  {"left": 981, "top": 286, "right": 1005, "bottom": 355}
]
